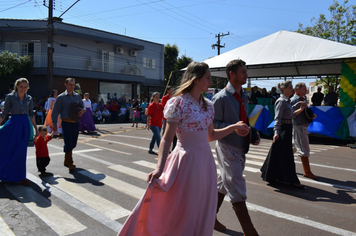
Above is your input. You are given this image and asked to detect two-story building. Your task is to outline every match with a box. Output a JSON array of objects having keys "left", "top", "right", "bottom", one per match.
[{"left": 0, "top": 19, "right": 164, "bottom": 102}]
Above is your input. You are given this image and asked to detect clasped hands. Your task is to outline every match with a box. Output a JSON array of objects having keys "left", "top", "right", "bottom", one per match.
[{"left": 234, "top": 121, "right": 250, "bottom": 137}]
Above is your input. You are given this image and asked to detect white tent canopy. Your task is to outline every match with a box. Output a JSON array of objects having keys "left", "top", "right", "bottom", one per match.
[{"left": 204, "top": 30, "right": 356, "bottom": 79}]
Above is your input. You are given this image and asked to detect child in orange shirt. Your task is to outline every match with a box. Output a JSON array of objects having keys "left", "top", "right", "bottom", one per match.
[{"left": 33, "top": 126, "right": 54, "bottom": 175}]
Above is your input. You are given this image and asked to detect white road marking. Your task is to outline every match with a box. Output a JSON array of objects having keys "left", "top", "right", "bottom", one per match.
[
  {"left": 109, "top": 164, "right": 149, "bottom": 180},
  {"left": 294, "top": 161, "right": 356, "bottom": 172},
  {"left": 246, "top": 201, "right": 356, "bottom": 236},
  {"left": 80, "top": 142, "right": 132, "bottom": 155},
  {"left": 0, "top": 215, "right": 16, "bottom": 236},
  {"left": 299, "top": 177, "right": 356, "bottom": 192},
  {"left": 133, "top": 160, "right": 156, "bottom": 169},
  {"left": 85, "top": 138, "right": 158, "bottom": 152},
  {"left": 111, "top": 134, "right": 151, "bottom": 141},
  {"left": 42, "top": 175, "right": 129, "bottom": 220},
  {"left": 27, "top": 148, "right": 103, "bottom": 159},
  {"left": 78, "top": 169, "right": 144, "bottom": 199},
  {"left": 26, "top": 173, "right": 123, "bottom": 232},
  {"left": 4, "top": 184, "right": 86, "bottom": 236}
]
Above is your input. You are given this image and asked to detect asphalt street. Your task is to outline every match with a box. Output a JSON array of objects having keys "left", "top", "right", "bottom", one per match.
[{"left": 0, "top": 123, "right": 355, "bottom": 236}]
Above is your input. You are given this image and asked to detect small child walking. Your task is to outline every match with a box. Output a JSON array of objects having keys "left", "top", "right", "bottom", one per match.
[
  {"left": 34, "top": 126, "right": 54, "bottom": 175},
  {"left": 132, "top": 107, "right": 140, "bottom": 128}
]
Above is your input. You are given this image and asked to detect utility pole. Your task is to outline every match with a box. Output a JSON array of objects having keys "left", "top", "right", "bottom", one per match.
[
  {"left": 46, "top": 0, "right": 54, "bottom": 95},
  {"left": 211, "top": 32, "right": 230, "bottom": 55}
]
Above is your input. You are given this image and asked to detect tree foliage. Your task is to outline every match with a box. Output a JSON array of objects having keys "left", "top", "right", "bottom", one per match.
[
  {"left": 0, "top": 51, "right": 33, "bottom": 85},
  {"left": 164, "top": 44, "right": 179, "bottom": 84},
  {"left": 296, "top": 0, "right": 356, "bottom": 45},
  {"left": 164, "top": 44, "right": 193, "bottom": 86},
  {"left": 296, "top": 0, "right": 356, "bottom": 98}
]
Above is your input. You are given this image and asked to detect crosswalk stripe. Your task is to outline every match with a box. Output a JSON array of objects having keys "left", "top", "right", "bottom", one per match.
[
  {"left": 26, "top": 173, "right": 123, "bottom": 232},
  {"left": 4, "top": 184, "right": 86, "bottom": 236},
  {"left": 27, "top": 148, "right": 103, "bottom": 159},
  {"left": 0, "top": 215, "right": 16, "bottom": 236},
  {"left": 78, "top": 169, "right": 144, "bottom": 199},
  {"left": 246, "top": 201, "right": 356, "bottom": 236},
  {"left": 41, "top": 175, "right": 129, "bottom": 220},
  {"left": 80, "top": 142, "right": 132, "bottom": 155},
  {"left": 246, "top": 153, "right": 266, "bottom": 160},
  {"left": 133, "top": 160, "right": 157, "bottom": 169},
  {"left": 246, "top": 159, "right": 264, "bottom": 166},
  {"left": 109, "top": 164, "right": 149, "bottom": 180},
  {"left": 111, "top": 134, "right": 151, "bottom": 141}
]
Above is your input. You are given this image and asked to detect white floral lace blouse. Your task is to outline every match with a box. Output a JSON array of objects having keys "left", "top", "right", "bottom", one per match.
[{"left": 164, "top": 93, "right": 215, "bottom": 133}]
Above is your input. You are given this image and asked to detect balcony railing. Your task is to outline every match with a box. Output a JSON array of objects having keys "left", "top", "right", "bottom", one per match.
[{"left": 32, "top": 54, "right": 143, "bottom": 76}]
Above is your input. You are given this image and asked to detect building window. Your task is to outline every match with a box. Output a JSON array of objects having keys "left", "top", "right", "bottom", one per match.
[
  {"left": 102, "top": 51, "right": 109, "bottom": 72},
  {"left": 21, "top": 43, "right": 28, "bottom": 56},
  {"left": 143, "top": 57, "right": 155, "bottom": 69}
]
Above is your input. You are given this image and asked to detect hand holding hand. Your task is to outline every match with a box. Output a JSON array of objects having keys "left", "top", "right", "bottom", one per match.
[{"left": 234, "top": 121, "right": 250, "bottom": 137}]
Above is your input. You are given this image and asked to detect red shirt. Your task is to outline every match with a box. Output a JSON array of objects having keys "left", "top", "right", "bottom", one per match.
[
  {"left": 147, "top": 102, "right": 164, "bottom": 127},
  {"left": 161, "top": 94, "right": 171, "bottom": 121},
  {"left": 34, "top": 135, "right": 52, "bottom": 158},
  {"left": 111, "top": 101, "right": 118, "bottom": 111}
]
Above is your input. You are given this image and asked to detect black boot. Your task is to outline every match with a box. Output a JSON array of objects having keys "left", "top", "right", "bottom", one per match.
[{"left": 214, "top": 192, "right": 227, "bottom": 232}]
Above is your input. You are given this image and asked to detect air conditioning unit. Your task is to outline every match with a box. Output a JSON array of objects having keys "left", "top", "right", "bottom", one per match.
[
  {"left": 129, "top": 50, "right": 137, "bottom": 57},
  {"left": 115, "top": 47, "right": 123, "bottom": 54}
]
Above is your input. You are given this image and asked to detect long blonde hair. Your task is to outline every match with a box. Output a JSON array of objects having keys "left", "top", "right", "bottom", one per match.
[
  {"left": 174, "top": 61, "right": 209, "bottom": 110},
  {"left": 13, "top": 78, "right": 29, "bottom": 92}
]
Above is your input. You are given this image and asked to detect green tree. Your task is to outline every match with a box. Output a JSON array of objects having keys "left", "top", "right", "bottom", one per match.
[
  {"left": 164, "top": 44, "right": 179, "bottom": 84},
  {"left": 297, "top": 0, "right": 356, "bottom": 45},
  {"left": 0, "top": 51, "right": 33, "bottom": 86},
  {"left": 175, "top": 55, "right": 192, "bottom": 71},
  {"left": 171, "top": 55, "right": 193, "bottom": 86},
  {"left": 296, "top": 0, "right": 356, "bottom": 97}
]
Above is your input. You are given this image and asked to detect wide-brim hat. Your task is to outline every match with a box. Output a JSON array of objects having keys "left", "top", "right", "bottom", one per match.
[
  {"left": 68, "top": 102, "right": 82, "bottom": 122},
  {"left": 305, "top": 107, "right": 314, "bottom": 121}
]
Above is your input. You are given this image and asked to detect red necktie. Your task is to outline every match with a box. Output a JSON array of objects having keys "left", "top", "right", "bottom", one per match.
[{"left": 229, "top": 87, "right": 247, "bottom": 124}]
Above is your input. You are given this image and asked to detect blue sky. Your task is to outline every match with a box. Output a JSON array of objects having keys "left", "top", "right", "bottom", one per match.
[{"left": 0, "top": 0, "right": 342, "bottom": 89}]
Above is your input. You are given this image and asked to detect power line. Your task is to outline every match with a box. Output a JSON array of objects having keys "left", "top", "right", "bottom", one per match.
[{"left": 0, "top": 0, "right": 31, "bottom": 13}]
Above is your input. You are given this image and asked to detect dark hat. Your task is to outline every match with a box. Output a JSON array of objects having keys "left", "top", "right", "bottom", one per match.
[
  {"left": 305, "top": 107, "right": 314, "bottom": 123},
  {"left": 68, "top": 102, "right": 82, "bottom": 122}
]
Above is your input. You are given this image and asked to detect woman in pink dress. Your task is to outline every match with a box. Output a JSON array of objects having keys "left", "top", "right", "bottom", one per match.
[{"left": 118, "top": 62, "right": 250, "bottom": 236}]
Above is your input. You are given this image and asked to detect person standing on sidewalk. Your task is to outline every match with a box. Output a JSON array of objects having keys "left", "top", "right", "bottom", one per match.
[
  {"left": 52, "top": 78, "right": 85, "bottom": 171},
  {"left": 290, "top": 82, "right": 318, "bottom": 180},
  {"left": 212, "top": 59, "right": 260, "bottom": 235}
]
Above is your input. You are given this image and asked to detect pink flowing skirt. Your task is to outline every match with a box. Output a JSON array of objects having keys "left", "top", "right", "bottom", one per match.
[{"left": 118, "top": 130, "right": 217, "bottom": 236}]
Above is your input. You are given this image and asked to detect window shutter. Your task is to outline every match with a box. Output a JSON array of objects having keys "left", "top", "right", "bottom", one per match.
[
  {"left": 12, "top": 42, "right": 20, "bottom": 55},
  {"left": 109, "top": 52, "right": 114, "bottom": 72},
  {"left": 5, "top": 42, "right": 12, "bottom": 52},
  {"left": 152, "top": 59, "right": 155, "bottom": 69}
]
